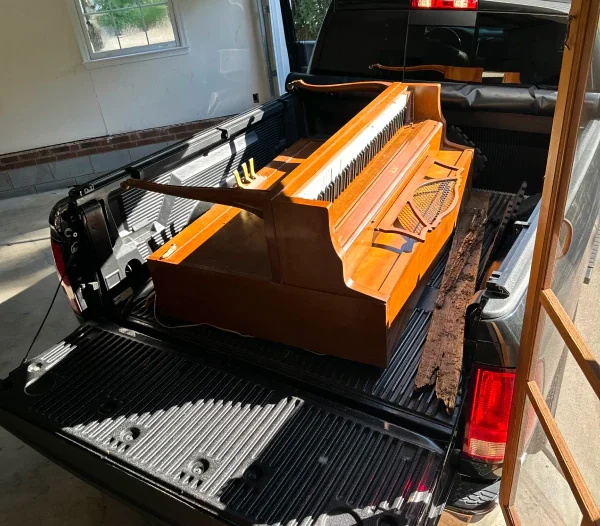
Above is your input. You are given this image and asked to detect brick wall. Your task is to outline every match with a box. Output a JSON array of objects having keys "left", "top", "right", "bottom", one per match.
[{"left": 0, "top": 117, "right": 225, "bottom": 199}]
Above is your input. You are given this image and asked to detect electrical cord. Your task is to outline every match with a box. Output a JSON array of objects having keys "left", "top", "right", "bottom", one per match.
[
  {"left": 152, "top": 293, "right": 203, "bottom": 329},
  {"left": 21, "top": 260, "right": 69, "bottom": 365}
]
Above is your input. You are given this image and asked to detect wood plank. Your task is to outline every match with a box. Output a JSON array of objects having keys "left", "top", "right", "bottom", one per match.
[
  {"left": 414, "top": 191, "right": 490, "bottom": 412},
  {"left": 435, "top": 208, "right": 487, "bottom": 308}
]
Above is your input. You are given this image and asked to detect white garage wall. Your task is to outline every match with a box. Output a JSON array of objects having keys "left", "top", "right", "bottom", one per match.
[{"left": 0, "top": 0, "right": 271, "bottom": 155}]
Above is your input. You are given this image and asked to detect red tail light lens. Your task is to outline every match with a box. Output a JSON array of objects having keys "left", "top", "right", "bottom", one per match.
[
  {"left": 411, "top": 0, "right": 477, "bottom": 9},
  {"left": 51, "top": 240, "right": 70, "bottom": 286},
  {"left": 463, "top": 365, "right": 515, "bottom": 462},
  {"left": 51, "top": 240, "right": 81, "bottom": 314}
]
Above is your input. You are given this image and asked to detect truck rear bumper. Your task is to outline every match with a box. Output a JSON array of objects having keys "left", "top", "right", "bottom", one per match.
[
  {"left": 446, "top": 478, "right": 500, "bottom": 516},
  {"left": 0, "top": 321, "right": 451, "bottom": 526}
]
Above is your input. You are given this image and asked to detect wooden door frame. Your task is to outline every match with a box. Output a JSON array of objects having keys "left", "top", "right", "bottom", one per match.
[{"left": 499, "top": 0, "right": 600, "bottom": 524}]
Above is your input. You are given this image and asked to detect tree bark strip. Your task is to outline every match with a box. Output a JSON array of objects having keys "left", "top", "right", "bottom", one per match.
[{"left": 414, "top": 191, "right": 490, "bottom": 413}]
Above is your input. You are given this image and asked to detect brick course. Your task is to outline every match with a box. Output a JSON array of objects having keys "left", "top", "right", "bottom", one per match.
[{"left": 0, "top": 117, "right": 226, "bottom": 172}]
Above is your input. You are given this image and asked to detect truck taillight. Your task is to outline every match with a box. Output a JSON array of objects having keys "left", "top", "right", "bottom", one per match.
[
  {"left": 463, "top": 365, "right": 515, "bottom": 462},
  {"left": 411, "top": 0, "right": 477, "bottom": 9},
  {"left": 51, "top": 239, "right": 81, "bottom": 314}
]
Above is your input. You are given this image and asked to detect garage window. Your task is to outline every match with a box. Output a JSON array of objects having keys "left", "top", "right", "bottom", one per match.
[{"left": 73, "top": 0, "right": 187, "bottom": 64}]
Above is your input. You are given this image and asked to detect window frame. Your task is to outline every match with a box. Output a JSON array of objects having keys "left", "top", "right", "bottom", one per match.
[{"left": 68, "top": 0, "right": 189, "bottom": 68}]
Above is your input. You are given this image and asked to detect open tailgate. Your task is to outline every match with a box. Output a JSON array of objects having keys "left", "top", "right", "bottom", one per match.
[{"left": 0, "top": 321, "right": 452, "bottom": 526}]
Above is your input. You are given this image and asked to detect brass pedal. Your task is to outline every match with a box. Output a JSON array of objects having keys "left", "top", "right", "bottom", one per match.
[
  {"left": 242, "top": 162, "right": 253, "bottom": 184},
  {"left": 233, "top": 169, "right": 245, "bottom": 188}
]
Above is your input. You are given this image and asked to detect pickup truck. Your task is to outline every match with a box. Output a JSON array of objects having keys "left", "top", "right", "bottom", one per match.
[{"left": 2, "top": 0, "right": 599, "bottom": 524}]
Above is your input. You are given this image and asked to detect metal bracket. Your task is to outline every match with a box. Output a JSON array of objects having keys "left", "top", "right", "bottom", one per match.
[
  {"left": 486, "top": 270, "right": 510, "bottom": 298},
  {"left": 513, "top": 220, "right": 530, "bottom": 236}
]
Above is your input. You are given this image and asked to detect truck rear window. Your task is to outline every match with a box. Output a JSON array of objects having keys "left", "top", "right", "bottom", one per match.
[
  {"left": 309, "top": 5, "right": 568, "bottom": 88},
  {"left": 403, "top": 13, "right": 567, "bottom": 87}
]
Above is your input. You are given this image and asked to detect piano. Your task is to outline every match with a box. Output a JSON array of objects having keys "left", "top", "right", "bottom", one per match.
[{"left": 124, "top": 81, "right": 474, "bottom": 367}]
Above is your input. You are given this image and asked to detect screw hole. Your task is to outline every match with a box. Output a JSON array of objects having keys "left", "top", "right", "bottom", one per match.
[
  {"left": 27, "top": 362, "right": 44, "bottom": 373},
  {"left": 244, "top": 465, "right": 263, "bottom": 483},
  {"left": 98, "top": 400, "right": 118, "bottom": 415},
  {"left": 189, "top": 458, "right": 210, "bottom": 475},
  {"left": 120, "top": 427, "right": 141, "bottom": 442}
]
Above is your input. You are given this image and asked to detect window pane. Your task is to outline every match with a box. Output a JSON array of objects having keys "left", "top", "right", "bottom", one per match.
[
  {"left": 530, "top": 308, "right": 600, "bottom": 510},
  {"left": 553, "top": 331, "right": 600, "bottom": 507},
  {"left": 291, "top": 0, "right": 332, "bottom": 42},
  {"left": 79, "top": 0, "right": 114, "bottom": 14},
  {"left": 513, "top": 398, "right": 583, "bottom": 526},
  {"left": 85, "top": 14, "right": 120, "bottom": 52},
  {"left": 112, "top": 0, "right": 139, "bottom": 7},
  {"left": 115, "top": 8, "right": 149, "bottom": 49},
  {"left": 550, "top": 31, "right": 600, "bottom": 353},
  {"left": 139, "top": 0, "right": 168, "bottom": 5},
  {"left": 403, "top": 13, "right": 567, "bottom": 86},
  {"left": 142, "top": 5, "right": 176, "bottom": 45},
  {"left": 314, "top": 10, "right": 409, "bottom": 78}
]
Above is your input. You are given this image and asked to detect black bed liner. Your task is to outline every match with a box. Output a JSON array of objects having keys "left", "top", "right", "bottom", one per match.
[
  {"left": 0, "top": 321, "right": 449, "bottom": 526},
  {"left": 122, "top": 190, "right": 515, "bottom": 438},
  {"left": 0, "top": 192, "right": 513, "bottom": 526}
]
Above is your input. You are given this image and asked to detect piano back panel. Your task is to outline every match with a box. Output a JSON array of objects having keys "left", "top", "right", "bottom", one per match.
[{"left": 149, "top": 259, "right": 390, "bottom": 366}]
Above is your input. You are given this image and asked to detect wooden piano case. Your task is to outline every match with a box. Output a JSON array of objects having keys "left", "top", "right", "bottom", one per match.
[{"left": 141, "top": 82, "right": 473, "bottom": 367}]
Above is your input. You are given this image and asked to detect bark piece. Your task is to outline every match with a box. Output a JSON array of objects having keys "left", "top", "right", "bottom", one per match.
[
  {"left": 414, "top": 191, "right": 490, "bottom": 413},
  {"left": 435, "top": 208, "right": 487, "bottom": 309}
]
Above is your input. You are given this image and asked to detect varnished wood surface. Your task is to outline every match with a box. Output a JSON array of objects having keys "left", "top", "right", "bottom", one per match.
[
  {"left": 146, "top": 82, "right": 474, "bottom": 366},
  {"left": 150, "top": 138, "right": 323, "bottom": 267},
  {"left": 370, "top": 63, "right": 521, "bottom": 84},
  {"left": 149, "top": 260, "right": 389, "bottom": 366},
  {"left": 288, "top": 79, "right": 392, "bottom": 93}
]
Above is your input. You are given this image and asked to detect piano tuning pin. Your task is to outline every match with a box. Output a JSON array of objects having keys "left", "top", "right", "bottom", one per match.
[
  {"left": 242, "top": 163, "right": 252, "bottom": 183},
  {"left": 249, "top": 158, "right": 257, "bottom": 179},
  {"left": 234, "top": 169, "right": 245, "bottom": 188}
]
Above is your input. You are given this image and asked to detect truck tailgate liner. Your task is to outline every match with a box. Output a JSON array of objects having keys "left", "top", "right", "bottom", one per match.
[
  {"left": 126, "top": 190, "right": 515, "bottom": 436},
  {"left": 0, "top": 322, "right": 446, "bottom": 526}
]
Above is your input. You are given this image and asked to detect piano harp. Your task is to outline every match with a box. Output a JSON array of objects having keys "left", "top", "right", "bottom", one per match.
[{"left": 124, "top": 81, "right": 474, "bottom": 367}]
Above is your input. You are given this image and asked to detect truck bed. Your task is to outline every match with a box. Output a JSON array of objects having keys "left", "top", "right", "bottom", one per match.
[
  {"left": 123, "top": 190, "right": 514, "bottom": 438},
  {"left": 0, "top": 191, "right": 512, "bottom": 525},
  {"left": 0, "top": 321, "right": 449, "bottom": 526}
]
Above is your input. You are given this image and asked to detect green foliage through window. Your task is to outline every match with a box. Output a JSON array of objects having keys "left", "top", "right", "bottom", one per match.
[
  {"left": 291, "top": 0, "right": 332, "bottom": 41},
  {"left": 92, "top": 1, "right": 168, "bottom": 32}
]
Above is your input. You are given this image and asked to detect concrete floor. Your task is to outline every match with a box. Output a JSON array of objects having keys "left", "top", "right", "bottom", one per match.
[
  {"left": 0, "top": 191, "right": 153, "bottom": 526},
  {"left": 0, "top": 190, "right": 597, "bottom": 525}
]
